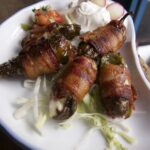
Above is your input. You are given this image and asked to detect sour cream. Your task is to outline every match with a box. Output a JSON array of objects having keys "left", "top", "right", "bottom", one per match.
[{"left": 69, "top": 1, "right": 111, "bottom": 32}]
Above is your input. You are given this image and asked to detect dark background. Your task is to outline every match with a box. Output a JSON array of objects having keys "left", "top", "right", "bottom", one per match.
[{"left": 0, "top": 0, "right": 150, "bottom": 150}]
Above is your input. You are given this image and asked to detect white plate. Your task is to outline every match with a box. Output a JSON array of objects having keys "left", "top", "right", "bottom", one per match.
[{"left": 0, "top": 0, "right": 150, "bottom": 150}]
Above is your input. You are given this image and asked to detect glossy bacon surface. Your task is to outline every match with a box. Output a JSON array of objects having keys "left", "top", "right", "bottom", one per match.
[
  {"left": 53, "top": 56, "right": 97, "bottom": 102},
  {"left": 21, "top": 39, "right": 59, "bottom": 79},
  {"left": 80, "top": 19, "right": 126, "bottom": 57},
  {"left": 0, "top": 34, "right": 76, "bottom": 79},
  {"left": 99, "top": 63, "right": 137, "bottom": 118}
]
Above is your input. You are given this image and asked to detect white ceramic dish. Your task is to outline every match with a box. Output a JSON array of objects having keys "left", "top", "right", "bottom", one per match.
[{"left": 0, "top": 0, "right": 150, "bottom": 150}]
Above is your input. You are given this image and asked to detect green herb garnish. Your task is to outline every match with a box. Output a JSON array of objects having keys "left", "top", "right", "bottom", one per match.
[
  {"left": 41, "top": 6, "right": 49, "bottom": 11},
  {"left": 32, "top": 8, "right": 36, "bottom": 12},
  {"left": 21, "top": 24, "right": 32, "bottom": 31}
]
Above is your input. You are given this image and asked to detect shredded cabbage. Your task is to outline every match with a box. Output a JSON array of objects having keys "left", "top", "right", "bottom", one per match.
[
  {"left": 13, "top": 101, "right": 33, "bottom": 119},
  {"left": 65, "top": 15, "right": 73, "bottom": 24},
  {"left": 14, "top": 76, "right": 52, "bottom": 131},
  {"left": 14, "top": 76, "right": 135, "bottom": 149},
  {"left": 24, "top": 80, "right": 36, "bottom": 89},
  {"left": 35, "top": 113, "right": 49, "bottom": 132},
  {"left": 60, "top": 85, "right": 135, "bottom": 150},
  {"left": 76, "top": 85, "right": 135, "bottom": 150},
  {"left": 33, "top": 77, "right": 41, "bottom": 120}
]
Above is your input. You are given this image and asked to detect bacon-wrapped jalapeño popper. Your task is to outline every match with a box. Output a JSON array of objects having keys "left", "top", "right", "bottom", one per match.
[
  {"left": 21, "top": 7, "right": 81, "bottom": 49},
  {"left": 0, "top": 6, "right": 81, "bottom": 79},
  {"left": 21, "top": 23, "right": 81, "bottom": 50},
  {"left": 0, "top": 32, "right": 77, "bottom": 79},
  {"left": 99, "top": 53, "right": 137, "bottom": 118},
  {"left": 50, "top": 56, "right": 97, "bottom": 120},
  {"left": 78, "top": 13, "right": 131, "bottom": 59}
]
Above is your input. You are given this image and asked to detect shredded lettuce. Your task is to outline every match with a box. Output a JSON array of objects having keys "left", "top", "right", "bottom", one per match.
[
  {"left": 65, "top": 15, "right": 73, "bottom": 24},
  {"left": 24, "top": 80, "right": 36, "bottom": 89},
  {"left": 15, "top": 97, "right": 30, "bottom": 105},
  {"left": 77, "top": 113, "right": 134, "bottom": 150},
  {"left": 13, "top": 101, "right": 33, "bottom": 119},
  {"left": 13, "top": 74, "right": 135, "bottom": 149},
  {"left": 117, "top": 131, "right": 136, "bottom": 144},
  {"left": 59, "top": 122, "right": 71, "bottom": 129},
  {"left": 35, "top": 113, "right": 49, "bottom": 132},
  {"left": 75, "top": 85, "right": 135, "bottom": 150},
  {"left": 33, "top": 77, "right": 41, "bottom": 120},
  {"left": 14, "top": 76, "right": 52, "bottom": 131}
]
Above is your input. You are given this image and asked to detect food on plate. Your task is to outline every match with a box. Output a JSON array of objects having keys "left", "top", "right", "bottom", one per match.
[
  {"left": 78, "top": 13, "right": 130, "bottom": 58},
  {"left": 139, "top": 55, "right": 150, "bottom": 82},
  {"left": 0, "top": 34, "right": 76, "bottom": 79},
  {"left": 21, "top": 22, "right": 81, "bottom": 48},
  {"left": 0, "top": 7, "right": 82, "bottom": 79},
  {"left": 33, "top": 7, "right": 64, "bottom": 25},
  {"left": 50, "top": 56, "right": 97, "bottom": 120},
  {"left": 0, "top": 1, "right": 138, "bottom": 149},
  {"left": 99, "top": 53, "right": 137, "bottom": 118},
  {"left": 68, "top": 1, "right": 110, "bottom": 32}
]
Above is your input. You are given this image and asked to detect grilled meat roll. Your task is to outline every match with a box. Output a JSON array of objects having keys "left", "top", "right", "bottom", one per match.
[
  {"left": 79, "top": 13, "right": 131, "bottom": 58},
  {"left": 51, "top": 56, "right": 97, "bottom": 120},
  {"left": 99, "top": 53, "right": 137, "bottom": 118},
  {"left": 0, "top": 34, "right": 76, "bottom": 79}
]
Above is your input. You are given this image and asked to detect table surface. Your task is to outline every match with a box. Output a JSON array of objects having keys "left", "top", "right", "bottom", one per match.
[{"left": 0, "top": 0, "right": 149, "bottom": 150}]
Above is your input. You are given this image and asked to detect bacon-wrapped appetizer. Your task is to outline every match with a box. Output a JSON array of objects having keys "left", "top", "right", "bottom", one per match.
[
  {"left": 99, "top": 53, "right": 137, "bottom": 118},
  {"left": 50, "top": 56, "right": 97, "bottom": 120},
  {"left": 0, "top": 33, "right": 76, "bottom": 79},
  {"left": 78, "top": 13, "right": 131, "bottom": 59},
  {"left": 21, "top": 23, "right": 81, "bottom": 50}
]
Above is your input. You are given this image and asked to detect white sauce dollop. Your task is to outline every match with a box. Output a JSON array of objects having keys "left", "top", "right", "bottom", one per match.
[{"left": 69, "top": 1, "right": 111, "bottom": 32}]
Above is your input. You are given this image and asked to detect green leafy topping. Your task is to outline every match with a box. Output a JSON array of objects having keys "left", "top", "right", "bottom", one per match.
[
  {"left": 21, "top": 24, "right": 32, "bottom": 31},
  {"left": 32, "top": 8, "right": 36, "bottom": 12},
  {"left": 32, "top": 6, "right": 51, "bottom": 13},
  {"left": 41, "top": 6, "right": 49, "bottom": 11}
]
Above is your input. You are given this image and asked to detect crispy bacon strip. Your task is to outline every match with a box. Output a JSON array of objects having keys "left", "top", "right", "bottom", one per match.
[
  {"left": 79, "top": 13, "right": 133, "bottom": 58},
  {"left": 21, "top": 23, "right": 81, "bottom": 50},
  {"left": 53, "top": 56, "right": 97, "bottom": 102},
  {"left": 51, "top": 56, "right": 97, "bottom": 120},
  {"left": 21, "top": 40, "right": 59, "bottom": 78},
  {"left": 99, "top": 63, "right": 137, "bottom": 118},
  {"left": 0, "top": 34, "right": 76, "bottom": 79},
  {"left": 80, "top": 20, "right": 126, "bottom": 56}
]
